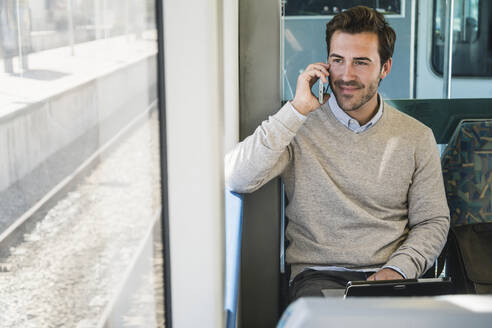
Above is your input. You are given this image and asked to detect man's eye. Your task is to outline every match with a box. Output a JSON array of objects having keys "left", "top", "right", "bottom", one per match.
[
  {"left": 355, "top": 61, "right": 368, "bottom": 65},
  {"left": 332, "top": 58, "right": 342, "bottom": 63}
]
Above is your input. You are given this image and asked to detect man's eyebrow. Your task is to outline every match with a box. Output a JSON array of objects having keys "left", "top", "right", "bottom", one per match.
[
  {"left": 329, "top": 54, "right": 373, "bottom": 62},
  {"left": 353, "top": 57, "right": 372, "bottom": 62}
]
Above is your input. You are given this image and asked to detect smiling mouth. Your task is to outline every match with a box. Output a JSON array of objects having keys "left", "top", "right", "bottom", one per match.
[{"left": 339, "top": 86, "right": 360, "bottom": 94}]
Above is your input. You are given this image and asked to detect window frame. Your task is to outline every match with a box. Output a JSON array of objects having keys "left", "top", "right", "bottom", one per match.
[{"left": 430, "top": 0, "right": 491, "bottom": 77}]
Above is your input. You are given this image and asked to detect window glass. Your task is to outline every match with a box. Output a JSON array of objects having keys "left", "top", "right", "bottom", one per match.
[
  {"left": 281, "top": 0, "right": 409, "bottom": 101},
  {"left": 0, "top": 1, "right": 165, "bottom": 327},
  {"left": 432, "top": 0, "right": 492, "bottom": 76}
]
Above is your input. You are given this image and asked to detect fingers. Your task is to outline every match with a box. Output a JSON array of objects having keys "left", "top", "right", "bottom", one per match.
[
  {"left": 298, "top": 63, "right": 330, "bottom": 84},
  {"left": 296, "top": 70, "right": 325, "bottom": 93},
  {"left": 303, "top": 63, "right": 330, "bottom": 84},
  {"left": 306, "top": 62, "right": 330, "bottom": 69},
  {"left": 306, "top": 63, "right": 330, "bottom": 75},
  {"left": 366, "top": 268, "right": 404, "bottom": 281},
  {"left": 291, "top": 62, "right": 331, "bottom": 115},
  {"left": 307, "top": 69, "right": 328, "bottom": 85}
]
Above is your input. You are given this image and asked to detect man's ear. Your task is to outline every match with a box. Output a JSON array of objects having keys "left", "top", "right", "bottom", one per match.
[{"left": 380, "top": 58, "right": 392, "bottom": 80}]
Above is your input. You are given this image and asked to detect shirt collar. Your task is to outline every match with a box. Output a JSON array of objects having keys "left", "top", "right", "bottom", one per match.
[{"left": 328, "top": 93, "right": 383, "bottom": 133}]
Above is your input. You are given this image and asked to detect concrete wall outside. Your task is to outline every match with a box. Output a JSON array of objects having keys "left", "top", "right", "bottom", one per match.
[{"left": 0, "top": 55, "right": 157, "bottom": 194}]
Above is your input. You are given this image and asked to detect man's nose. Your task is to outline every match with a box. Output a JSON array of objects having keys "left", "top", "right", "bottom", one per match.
[{"left": 341, "top": 62, "right": 356, "bottom": 80}]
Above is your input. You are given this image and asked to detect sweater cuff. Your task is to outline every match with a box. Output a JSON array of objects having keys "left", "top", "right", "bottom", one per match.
[
  {"left": 384, "top": 254, "right": 419, "bottom": 279},
  {"left": 272, "top": 102, "right": 307, "bottom": 134},
  {"left": 288, "top": 102, "right": 308, "bottom": 120},
  {"left": 382, "top": 265, "right": 407, "bottom": 279}
]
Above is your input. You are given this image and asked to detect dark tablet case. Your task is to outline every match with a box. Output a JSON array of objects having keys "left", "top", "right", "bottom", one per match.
[{"left": 344, "top": 278, "right": 455, "bottom": 297}]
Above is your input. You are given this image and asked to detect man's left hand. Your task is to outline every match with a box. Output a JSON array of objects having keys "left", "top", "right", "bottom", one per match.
[{"left": 367, "top": 268, "right": 404, "bottom": 281}]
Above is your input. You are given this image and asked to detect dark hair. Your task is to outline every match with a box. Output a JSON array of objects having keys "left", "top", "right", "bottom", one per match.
[{"left": 325, "top": 6, "right": 396, "bottom": 67}]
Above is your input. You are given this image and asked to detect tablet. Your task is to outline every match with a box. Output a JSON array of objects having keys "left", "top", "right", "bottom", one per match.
[{"left": 344, "top": 278, "right": 455, "bottom": 298}]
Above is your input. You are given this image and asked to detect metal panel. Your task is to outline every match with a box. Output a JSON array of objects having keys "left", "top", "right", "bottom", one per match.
[
  {"left": 155, "top": 0, "right": 172, "bottom": 325},
  {"left": 239, "top": 0, "right": 282, "bottom": 326},
  {"left": 164, "top": 0, "right": 225, "bottom": 327}
]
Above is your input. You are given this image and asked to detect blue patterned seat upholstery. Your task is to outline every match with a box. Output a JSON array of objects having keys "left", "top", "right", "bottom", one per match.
[
  {"left": 441, "top": 120, "right": 492, "bottom": 294},
  {"left": 442, "top": 120, "right": 492, "bottom": 226}
]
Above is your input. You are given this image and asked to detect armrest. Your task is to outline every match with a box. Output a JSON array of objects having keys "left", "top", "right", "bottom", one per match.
[{"left": 225, "top": 189, "right": 244, "bottom": 328}]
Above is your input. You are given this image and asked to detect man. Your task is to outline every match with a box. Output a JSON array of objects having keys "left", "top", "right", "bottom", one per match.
[{"left": 225, "top": 6, "right": 449, "bottom": 301}]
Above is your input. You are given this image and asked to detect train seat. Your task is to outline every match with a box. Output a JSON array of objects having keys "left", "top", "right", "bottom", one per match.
[
  {"left": 441, "top": 119, "right": 492, "bottom": 294},
  {"left": 226, "top": 120, "right": 492, "bottom": 327}
]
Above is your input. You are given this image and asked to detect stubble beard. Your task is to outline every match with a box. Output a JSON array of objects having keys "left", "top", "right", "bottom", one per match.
[{"left": 329, "top": 77, "right": 379, "bottom": 112}]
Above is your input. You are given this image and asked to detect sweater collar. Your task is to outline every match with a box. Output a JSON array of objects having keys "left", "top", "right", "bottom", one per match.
[{"left": 328, "top": 93, "right": 383, "bottom": 133}]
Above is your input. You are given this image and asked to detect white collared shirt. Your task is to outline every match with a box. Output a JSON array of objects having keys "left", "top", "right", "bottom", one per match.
[
  {"left": 328, "top": 93, "right": 383, "bottom": 133},
  {"left": 290, "top": 93, "right": 384, "bottom": 134}
]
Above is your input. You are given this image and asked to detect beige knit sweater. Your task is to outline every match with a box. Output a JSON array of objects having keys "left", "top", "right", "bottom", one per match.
[{"left": 225, "top": 100, "right": 450, "bottom": 279}]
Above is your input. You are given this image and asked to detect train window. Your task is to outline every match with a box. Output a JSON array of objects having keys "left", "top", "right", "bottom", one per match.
[
  {"left": 0, "top": 0, "right": 166, "bottom": 327},
  {"left": 432, "top": 0, "right": 492, "bottom": 76},
  {"left": 281, "top": 0, "right": 412, "bottom": 100}
]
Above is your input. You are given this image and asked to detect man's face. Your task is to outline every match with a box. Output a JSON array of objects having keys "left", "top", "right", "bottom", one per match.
[{"left": 328, "top": 31, "right": 391, "bottom": 112}]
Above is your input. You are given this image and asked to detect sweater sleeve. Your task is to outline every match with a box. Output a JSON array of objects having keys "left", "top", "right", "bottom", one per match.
[
  {"left": 225, "top": 102, "right": 306, "bottom": 193},
  {"left": 384, "top": 128, "right": 450, "bottom": 278}
]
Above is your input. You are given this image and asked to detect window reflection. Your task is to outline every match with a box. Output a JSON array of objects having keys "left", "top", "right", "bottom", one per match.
[{"left": 432, "top": 0, "right": 491, "bottom": 76}]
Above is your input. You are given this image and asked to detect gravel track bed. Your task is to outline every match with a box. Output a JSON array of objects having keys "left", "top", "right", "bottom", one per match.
[
  {"left": 0, "top": 111, "right": 162, "bottom": 327},
  {"left": 117, "top": 238, "right": 165, "bottom": 328}
]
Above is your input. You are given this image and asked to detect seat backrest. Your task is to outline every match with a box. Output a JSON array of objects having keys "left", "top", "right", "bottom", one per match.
[{"left": 441, "top": 119, "right": 492, "bottom": 293}]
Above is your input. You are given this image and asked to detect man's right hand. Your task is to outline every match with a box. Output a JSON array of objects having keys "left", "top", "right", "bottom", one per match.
[{"left": 291, "top": 62, "right": 330, "bottom": 116}]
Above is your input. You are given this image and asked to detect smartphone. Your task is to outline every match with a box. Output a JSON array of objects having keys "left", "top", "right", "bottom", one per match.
[{"left": 318, "top": 80, "right": 330, "bottom": 104}]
